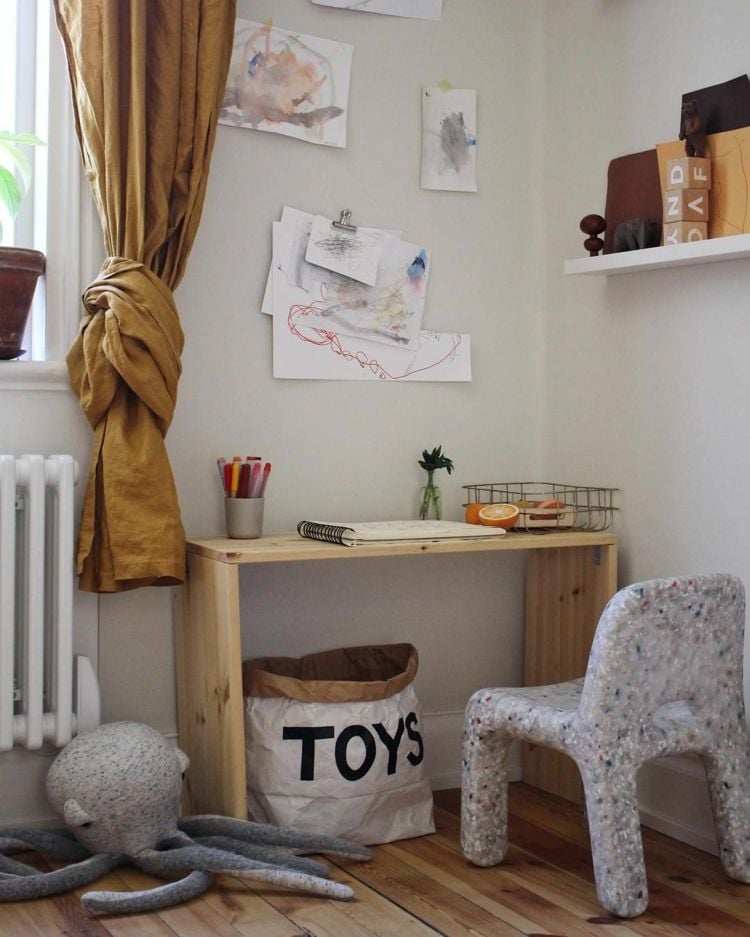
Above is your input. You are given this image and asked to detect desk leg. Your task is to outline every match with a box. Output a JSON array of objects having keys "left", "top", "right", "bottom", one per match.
[
  {"left": 175, "top": 553, "right": 247, "bottom": 818},
  {"left": 522, "top": 543, "right": 617, "bottom": 802}
]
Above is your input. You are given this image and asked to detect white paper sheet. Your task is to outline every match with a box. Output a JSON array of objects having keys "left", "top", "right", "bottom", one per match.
[
  {"left": 310, "top": 0, "right": 442, "bottom": 20},
  {"left": 421, "top": 87, "right": 478, "bottom": 192},
  {"left": 220, "top": 19, "right": 353, "bottom": 148},
  {"left": 305, "top": 214, "right": 383, "bottom": 286}
]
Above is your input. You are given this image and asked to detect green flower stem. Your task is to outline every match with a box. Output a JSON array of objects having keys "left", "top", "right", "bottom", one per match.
[{"left": 419, "top": 470, "right": 442, "bottom": 521}]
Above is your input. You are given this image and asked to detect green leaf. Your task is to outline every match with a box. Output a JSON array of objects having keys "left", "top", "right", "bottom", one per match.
[
  {"left": 0, "top": 139, "right": 31, "bottom": 192},
  {"left": 0, "top": 131, "right": 45, "bottom": 147},
  {"left": 418, "top": 445, "right": 454, "bottom": 474},
  {"left": 0, "top": 165, "right": 22, "bottom": 220}
]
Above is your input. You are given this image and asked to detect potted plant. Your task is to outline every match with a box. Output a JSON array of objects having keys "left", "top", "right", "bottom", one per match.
[{"left": 0, "top": 129, "right": 45, "bottom": 360}]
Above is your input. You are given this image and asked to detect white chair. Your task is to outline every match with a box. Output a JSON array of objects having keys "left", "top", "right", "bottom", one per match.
[{"left": 461, "top": 574, "right": 750, "bottom": 918}]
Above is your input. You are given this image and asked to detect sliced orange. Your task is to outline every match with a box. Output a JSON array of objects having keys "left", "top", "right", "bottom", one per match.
[
  {"left": 478, "top": 503, "right": 520, "bottom": 529},
  {"left": 464, "top": 503, "right": 484, "bottom": 525}
]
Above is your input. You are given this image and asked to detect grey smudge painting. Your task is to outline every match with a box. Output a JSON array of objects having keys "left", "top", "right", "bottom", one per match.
[{"left": 421, "top": 87, "right": 477, "bottom": 192}]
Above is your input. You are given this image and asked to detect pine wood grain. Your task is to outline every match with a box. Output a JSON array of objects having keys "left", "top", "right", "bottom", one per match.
[{"left": 1, "top": 784, "right": 749, "bottom": 936}]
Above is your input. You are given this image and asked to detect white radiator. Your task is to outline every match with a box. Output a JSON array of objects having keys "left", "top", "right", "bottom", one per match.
[{"left": 0, "top": 454, "right": 100, "bottom": 751}]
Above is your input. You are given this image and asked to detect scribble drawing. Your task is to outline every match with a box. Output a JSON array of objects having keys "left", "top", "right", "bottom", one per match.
[
  {"left": 421, "top": 87, "right": 478, "bottom": 192},
  {"left": 287, "top": 293, "right": 463, "bottom": 381},
  {"left": 220, "top": 20, "right": 353, "bottom": 147},
  {"left": 313, "top": 234, "right": 366, "bottom": 261}
]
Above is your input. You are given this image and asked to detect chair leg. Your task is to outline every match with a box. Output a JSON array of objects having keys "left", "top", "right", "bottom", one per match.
[
  {"left": 460, "top": 697, "right": 512, "bottom": 866},
  {"left": 580, "top": 763, "right": 648, "bottom": 918},
  {"left": 702, "top": 734, "right": 750, "bottom": 882}
]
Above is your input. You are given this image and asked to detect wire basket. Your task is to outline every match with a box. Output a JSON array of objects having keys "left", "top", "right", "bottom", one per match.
[{"left": 462, "top": 482, "right": 618, "bottom": 532}]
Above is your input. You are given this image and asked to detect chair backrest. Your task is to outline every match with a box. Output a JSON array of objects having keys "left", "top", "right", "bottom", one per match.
[{"left": 577, "top": 574, "right": 746, "bottom": 732}]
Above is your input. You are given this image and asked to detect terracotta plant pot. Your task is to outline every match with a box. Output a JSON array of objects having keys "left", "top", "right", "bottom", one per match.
[{"left": 0, "top": 247, "right": 46, "bottom": 360}]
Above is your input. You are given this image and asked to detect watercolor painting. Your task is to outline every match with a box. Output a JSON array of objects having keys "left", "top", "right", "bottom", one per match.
[
  {"left": 310, "top": 0, "right": 442, "bottom": 20},
  {"left": 421, "top": 87, "right": 478, "bottom": 192},
  {"left": 220, "top": 19, "right": 353, "bottom": 148}
]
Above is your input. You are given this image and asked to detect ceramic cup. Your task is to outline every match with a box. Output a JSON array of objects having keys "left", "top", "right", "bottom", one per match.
[{"left": 225, "top": 497, "right": 264, "bottom": 539}]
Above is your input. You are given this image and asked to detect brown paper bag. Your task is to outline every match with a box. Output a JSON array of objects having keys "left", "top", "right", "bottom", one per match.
[{"left": 243, "top": 643, "right": 435, "bottom": 845}]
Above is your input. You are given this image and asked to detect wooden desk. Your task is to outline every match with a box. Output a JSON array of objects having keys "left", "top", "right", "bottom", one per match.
[{"left": 176, "top": 530, "right": 617, "bottom": 817}]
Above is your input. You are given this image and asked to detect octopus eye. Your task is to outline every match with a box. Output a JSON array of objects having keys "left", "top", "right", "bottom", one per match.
[{"left": 81, "top": 821, "right": 93, "bottom": 829}]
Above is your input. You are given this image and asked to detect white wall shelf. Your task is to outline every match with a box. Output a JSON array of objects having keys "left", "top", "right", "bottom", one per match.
[{"left": 564, "top": 232, "right": 750, "bottom": 276}]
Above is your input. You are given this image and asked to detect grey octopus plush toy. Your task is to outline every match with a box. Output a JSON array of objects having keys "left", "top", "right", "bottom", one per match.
[{"left": 0, "top": 721, "right": 371, "bottom": 915}]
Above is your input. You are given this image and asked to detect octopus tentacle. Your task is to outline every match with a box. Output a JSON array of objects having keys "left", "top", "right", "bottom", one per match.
[
  {"left": 136, "top": 845, "right": 355, "bottom": 901},
  {"left": 0, "top": 829, "right": 90, "bottom": 861},
  {"left": 82, "top": 870, "right": 214, "bottom": 916},
  {"left": 0, "top": 855, "right": 39, "bottom": 877},
  {"left": 0, "top": 854, "right": 121, "bottom": 901},
  {"left": 193, "top": 835, "right": 329, "bottom": 878},
  {"left": 178, "top": 816, "right": 372, "bottom": 861}
]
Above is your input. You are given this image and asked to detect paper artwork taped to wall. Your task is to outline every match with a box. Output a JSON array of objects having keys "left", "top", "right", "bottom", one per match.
[
  {"left": 220, "top": 19, "right": 353, "bottom": 148},
  {"left": 305, "top": 214, "right": 384, "bottom": 286},
  {"left": 263, "top": 207, "right": 471, "bottom": 381},
  {"left": 310, "top": 0, "right": 442, "bottom": 20},
  {"left": 276, "top": 207, "right": 429, "bottom": 350},
  {"left": 421, "top": 87, "right": 477, "bottom": 192}
]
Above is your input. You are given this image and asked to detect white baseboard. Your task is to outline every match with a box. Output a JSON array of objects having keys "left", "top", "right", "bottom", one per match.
[
  {"left": 423, "top": 713, "right": 718, "bottom": 856},
  {"left": 637, "top": 754, "right": 718, "bottom": 855},
  {"left": 422, "top": 710, "right": 522, "bottom": 791},
  {"left": 0, "top": 748, "right": 60, "bottom": 828},
  {"left": 0, "top": 718, "right": 717, "bottom": 856}
]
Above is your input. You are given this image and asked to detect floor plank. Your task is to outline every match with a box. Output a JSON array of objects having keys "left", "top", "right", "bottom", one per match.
[{"left": 0, "top": 783, "right": 749, "bottom": 936}]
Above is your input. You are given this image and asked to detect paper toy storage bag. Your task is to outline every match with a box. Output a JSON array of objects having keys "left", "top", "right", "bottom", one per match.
[{"left": 243, "top": 643, "right": 435, "bottom": 845}]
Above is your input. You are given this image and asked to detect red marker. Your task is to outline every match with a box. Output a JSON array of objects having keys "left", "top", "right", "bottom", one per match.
[
  {"left": 248, "top": 460, "right": 261, "bottom": 498},
  {"left": 258, "top": 462, "right": 272, "bottom": 498},
  {"left": 238, "top": 461, "right": 251, "bottom": 498}
]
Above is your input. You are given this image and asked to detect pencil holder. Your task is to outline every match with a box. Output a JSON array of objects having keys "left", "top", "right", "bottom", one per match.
[{"left": 225, "top": 497, "right": 264, "bottom": 539}]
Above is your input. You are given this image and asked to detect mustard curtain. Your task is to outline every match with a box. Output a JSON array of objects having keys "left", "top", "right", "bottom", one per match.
[{"left": 53, "top": 0, "right": 236, "bottom": 592}]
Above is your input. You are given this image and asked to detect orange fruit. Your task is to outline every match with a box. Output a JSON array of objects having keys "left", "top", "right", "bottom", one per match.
[
  {"left": 464, "top": 503, "right": 484, "bottom": 525},
  {"left": 478, "top": 503, "right": 520, "bottom": 529}
]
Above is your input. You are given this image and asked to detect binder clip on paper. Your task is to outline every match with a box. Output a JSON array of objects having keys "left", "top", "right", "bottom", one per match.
[{"left": 332, "top": 209, "right": 357, "bottom": 232}]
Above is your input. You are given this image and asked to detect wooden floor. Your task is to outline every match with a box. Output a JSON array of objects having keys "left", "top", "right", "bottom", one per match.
[{"left": 2, "top": 783, "right": 750, "bottom": 936}]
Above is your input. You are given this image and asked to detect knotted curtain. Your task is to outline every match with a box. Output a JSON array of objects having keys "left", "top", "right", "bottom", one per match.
[{"left": 53, "top": 0, "right": 236, "bottom": 592}]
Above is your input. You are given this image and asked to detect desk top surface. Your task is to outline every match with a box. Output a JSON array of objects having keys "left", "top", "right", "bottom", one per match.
[{"left": 186, "top": 530, "right": 616, "bottom": 565}]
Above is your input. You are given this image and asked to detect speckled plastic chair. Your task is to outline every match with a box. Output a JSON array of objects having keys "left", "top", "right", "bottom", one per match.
[{"left": 461, "top": 574, "right": 750, "bottom": 918}]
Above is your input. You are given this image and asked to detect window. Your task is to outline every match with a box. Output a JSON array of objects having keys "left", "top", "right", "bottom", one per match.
[{"left": 1, "top": 0, "right": 95, "bottom": 367}]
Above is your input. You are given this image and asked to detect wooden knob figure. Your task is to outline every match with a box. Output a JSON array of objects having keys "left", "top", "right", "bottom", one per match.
[{"left": 580, "top": 214, "right": 607, "bottom": 256}]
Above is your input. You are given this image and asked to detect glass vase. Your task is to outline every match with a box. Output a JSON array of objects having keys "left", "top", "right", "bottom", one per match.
[{"left": 419, "top": 472, "right": 442, "bottom": 520}]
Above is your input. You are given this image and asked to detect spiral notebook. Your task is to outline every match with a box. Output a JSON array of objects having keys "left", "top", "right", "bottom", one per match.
[{"left": 296, "top": 519, "right": 507, "bottom": 546}]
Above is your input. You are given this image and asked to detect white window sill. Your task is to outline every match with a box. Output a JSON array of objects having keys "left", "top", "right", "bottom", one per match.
[{"left": 0, "top": 360, "right": 70, "bottom": 392}]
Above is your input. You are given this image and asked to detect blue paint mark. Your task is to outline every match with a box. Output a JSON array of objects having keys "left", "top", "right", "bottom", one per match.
[
  {"left": 407, "top": 250, "right": 428, "bottom": 281},
  {"left": 247, "top": 51, "right": 264, "bottom": 78}
]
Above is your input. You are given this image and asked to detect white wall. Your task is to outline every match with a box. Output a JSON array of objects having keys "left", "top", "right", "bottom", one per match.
[
  {"left": 541, "top": 0, "right": 750, "bottom": 850},
  {"left": 99, "top": 0, "right": 546, "bottom": 790}
]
